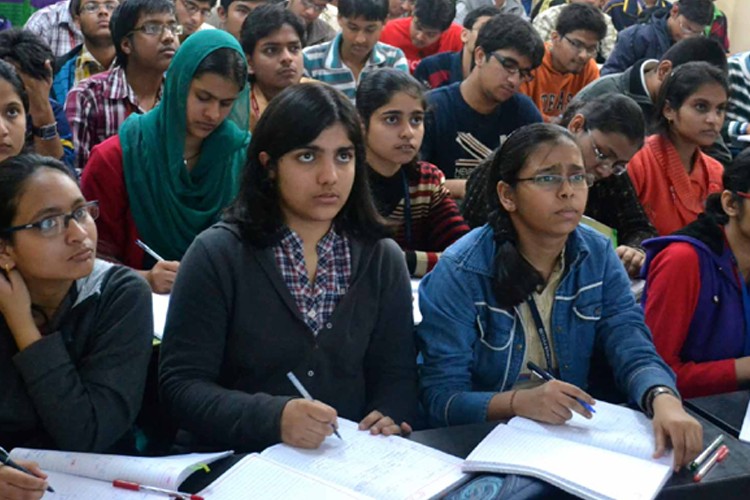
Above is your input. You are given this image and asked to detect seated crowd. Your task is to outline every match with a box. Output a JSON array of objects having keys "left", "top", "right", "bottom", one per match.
[{"left": 1, "top": 0, "right": 749, "bottom": 497}]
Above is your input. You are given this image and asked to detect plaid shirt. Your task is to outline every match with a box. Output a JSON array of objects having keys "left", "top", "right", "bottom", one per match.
[
  {"left": 65, "top": 66, "right": 162, "bottom": 170},
  {"left": 24, "top": 0, "right": 83, "bottom": 57},
  {"left": 273, "top": 226, "right": 351, "bottom": 335}
]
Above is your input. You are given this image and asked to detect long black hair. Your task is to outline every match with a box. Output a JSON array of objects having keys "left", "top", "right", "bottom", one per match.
[
  {"left": 704, "top": 148, "right": 750, "bottom": 225},
  {"left": 486, "top": 123, "right": 579, "bottom": 309},
  {"left": 225, "top": 83, "right": 388, "bottom": 246}
]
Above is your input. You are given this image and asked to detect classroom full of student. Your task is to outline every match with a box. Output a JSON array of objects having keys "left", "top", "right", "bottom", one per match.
[{"left": 2, "top": 0, "right": 749, "bottom": 498}]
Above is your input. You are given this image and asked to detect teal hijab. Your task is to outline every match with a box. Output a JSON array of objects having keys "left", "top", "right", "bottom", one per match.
[{"left": 120, "top": 30, "right": 251, "bottom": 262}]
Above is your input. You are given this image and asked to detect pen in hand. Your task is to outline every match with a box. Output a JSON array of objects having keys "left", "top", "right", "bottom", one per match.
[
  {"left": 527, "top": 361, "right": 597, "bottom": 414},
  {"left": 286, "top": 371, "right": 343, "bottom": 440},
  {"left": 0, "top": 447, "right": 54, "bottom": 493},
  {"left": 135, "top": 239, "right": 164, "bottom": 262}
]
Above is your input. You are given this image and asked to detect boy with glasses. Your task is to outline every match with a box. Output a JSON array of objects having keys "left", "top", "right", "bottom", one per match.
[
  {"left": 286, "top": 0, "right": 337, "bottom": 46},
  {"left": 65, "top": 0, "right": 179, "bottom": 170},
  {"left": 379, "top": 0, "right": 462, "bottom": 73},
  {"left": 52, "top": 0, "right": 118, "bottom": 102},
  {"left": 601, "top": 0, "right": 713, "bottom": 75},
  {"left": 520, "top": 3, "right": 605, "bottom": 122},
  {"left": 420, "top": 14, "right": 544, "bottom": 198},
  {"left": 174, "top": 0, "right": 215, "bottom": 41}
]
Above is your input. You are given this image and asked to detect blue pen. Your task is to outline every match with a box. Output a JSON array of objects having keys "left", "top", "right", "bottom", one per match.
[{"left": 526, "top": 361, "right": 597, "bottom": 414}]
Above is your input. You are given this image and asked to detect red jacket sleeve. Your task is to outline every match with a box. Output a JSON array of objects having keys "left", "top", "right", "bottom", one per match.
[{"left": 644, "top": 242, "right": 738, "bottom": 397}]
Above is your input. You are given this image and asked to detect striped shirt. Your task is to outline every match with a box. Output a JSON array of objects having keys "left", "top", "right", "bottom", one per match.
[
  {"left": 273, "top": 226, "right": 352, "bottom": 335},
  {"left": 64, "top": 66, "right": 163, "bottom": 170},
  {"left": 725, "top": 52, "right": 750, "bottom": 142},
  {"left": 24, "top": 0, "right": 83, "bottom": 57},
  {"left": 303, "top": 33, "right": 408, "bottom": 102}
]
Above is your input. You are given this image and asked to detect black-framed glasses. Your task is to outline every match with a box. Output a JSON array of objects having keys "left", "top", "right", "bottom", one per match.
[
  {"left": 563, "top": 35, "right": 598, "bottom": 56},
  {"left": 80, "top": 1, "right": 118, "bottom": 14},
  {"left": 129, "top": 22, "right": 183, "bottom": 37},
  {"left": 586, "top": 129, "right": 628, "bottom": 175},
  {"left": 2, "top": 201, "right": 100, "bottom": 238},
  {"left": 299, "top": 0, "right": 327, "bottom": 14},
  {"left": 516, "top": 173, "right": 594, "bottom": 190},
  {"left": 180, "top": 0, "right": 212, "bottom": 17},
  {"left": 489, "top": 52, "right": 534, "bottom": 82}
]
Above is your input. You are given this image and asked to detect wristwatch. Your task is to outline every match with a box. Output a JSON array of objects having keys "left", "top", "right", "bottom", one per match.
[
  {"left": 643, "top": 386, "right": 680, "bottom": 418},
  {"left": 31, "top": 123, "right": 58, "bottom": 141}
]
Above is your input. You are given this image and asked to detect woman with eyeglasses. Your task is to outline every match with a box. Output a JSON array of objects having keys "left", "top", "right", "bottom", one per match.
[
  {"left": 418, "top": 123, "right": 702, "bottom": 475},
  {"left": 642, "top": 149, "right": 750, "bottom": 399},
  {"left": 464, "top": 93, "right": 653, "bottom": 276},
  {"left": 0, "top": 155, "right": 152, "bottom": 476},
  {"left": 81, "top": 30, "right": 250, "bottom": 294},
  {"left": 628, "top": 61, "right": 728, "bottom": 236}
]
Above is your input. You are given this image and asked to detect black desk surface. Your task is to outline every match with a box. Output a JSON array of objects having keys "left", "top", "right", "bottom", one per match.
[
  {"left": 182, "top": 411, "right": 750, "bottom": 499},
  {"left": 686, "top": 390, "right": 750, "bottom": 438}
]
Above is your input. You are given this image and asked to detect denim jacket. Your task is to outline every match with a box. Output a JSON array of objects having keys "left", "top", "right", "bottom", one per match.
[{"left": 416, "top": 225, "right": 676, "bottom": 427}]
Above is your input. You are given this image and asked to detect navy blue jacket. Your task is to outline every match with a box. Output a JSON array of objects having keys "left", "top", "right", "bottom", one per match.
[{"left": 601, "top": 8, "right": 673, "bottom": 76}]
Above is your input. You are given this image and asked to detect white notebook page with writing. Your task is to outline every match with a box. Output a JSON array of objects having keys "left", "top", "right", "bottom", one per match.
[{"left": 261, "top": 418, "right": 467, "bottom": 500}]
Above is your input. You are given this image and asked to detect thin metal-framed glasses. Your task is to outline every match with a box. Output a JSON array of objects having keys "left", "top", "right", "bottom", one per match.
[
  {"left": 128, "top": 22, "right": 183, "bottom": 37},
  {"left": 586, "top": 129, "right": 628, "bottom": 176},
  {"left": 515, "top": 173, "right": 594, "bottom": 190}
]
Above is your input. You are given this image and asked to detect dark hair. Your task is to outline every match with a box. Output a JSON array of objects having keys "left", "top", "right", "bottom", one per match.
[
  {"left": 675, "top": 0, "right": 714, "bottom": 26},
  {"left": 476, "top": 14, "right": 545, "bottom": 69},
  {"left": 555, "top": 3, "right": 606, "bottom": 40},
  {"left": 194, "top": 47, "right": 248, "bottom": 89},
  {"left": 660, "top": 37, "right": 727, "bottom": 74},
  {"left": 653, "top": 61, "right": 728, "bottom": 134},
  {"left": 338, "top": 0, "right": 388, "bottom": 22},
  {"left": 0, "top": 60, "right": 29, "bottom": 116},
  {"left": 70, "top": 0, "right": 82, "bottom": 16},
  {"left": 560, "top": 94, "right": 645, "bottom": 145},
  {"left": 463, "top": 5, "right": 500, "bottom": 30},
  {"left": 0, "top": 29, "right": 54, "bottom": 80},
  {"left": 225, "top": 83, "right": 388, "bottom": 245},
  {"left": 0, "top": 154, "right": 76, "bottom": 237},
  {"left": 111, "top": 0, "right": 175, "bottom": 68},
  {"left": 704, "top": 149, "right": 750, "bottom": 223},
  {"left": 485, "top": 123, "right": 578, "bottom": 308},
  {"left": 413, "top": 0, "right": 454, "bottom": 32},
  {"left": 240, "top": 3, "right": 304, "bottom": 56}
]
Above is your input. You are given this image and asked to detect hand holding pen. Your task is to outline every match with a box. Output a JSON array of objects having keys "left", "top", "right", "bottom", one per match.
[
  {"left": 514, "top": 362, "right": 597, "bottom": 424},
  {"left": 135, "top": 240, "right": 180, "bottom": 294},
  {"left": 0, "top": 447, "right": 53, "bottom": 496},
  {"left": 281, "top": 372, "right": 342, "bottom": 449}
]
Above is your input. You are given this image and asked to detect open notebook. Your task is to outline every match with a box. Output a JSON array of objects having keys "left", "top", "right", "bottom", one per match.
[
  {"left": 200, "top": 418, "right": 468, "bottom": 500},
  {"left": 463, "top": 401, "right": 673, "bottom": 500},
  {"left": 8, "top": 448, "right": 231, "bottom": 499}
]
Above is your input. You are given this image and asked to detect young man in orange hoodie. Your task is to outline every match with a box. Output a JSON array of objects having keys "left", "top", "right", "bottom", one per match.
[{"left": 520, "top": 2, "right": 605, "bottom": 122}]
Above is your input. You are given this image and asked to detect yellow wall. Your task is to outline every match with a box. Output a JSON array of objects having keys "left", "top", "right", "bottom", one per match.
[{"left": 716, "top": 0, "right": 749, "bottom": 54}]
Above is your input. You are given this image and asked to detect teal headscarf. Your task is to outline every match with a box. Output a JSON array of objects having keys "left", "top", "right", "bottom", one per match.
[{"left": 120, "top": 30, "right": 251, "bottom": 262}]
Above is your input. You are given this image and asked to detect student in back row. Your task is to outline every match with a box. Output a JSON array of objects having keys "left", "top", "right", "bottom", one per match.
[
  {"left": 417, "top": 123, "right": 702, "bottom": 471},
  {"left": 160, "top": 84, "right": 418, "bottom": 452},
  {"left": 303, "top": 0, "right": 408, "bottom": 103}
]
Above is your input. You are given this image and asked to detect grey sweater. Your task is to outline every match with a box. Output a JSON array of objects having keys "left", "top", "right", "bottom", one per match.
[
  {"left": 454, "top": 0, "right": 527, "bottom": 24},
  {"left": 0, "top": 261, "right": 153, "bottom": 452},
  {"left": 159, "top": 223, "right": 419, "bottom": 452}
]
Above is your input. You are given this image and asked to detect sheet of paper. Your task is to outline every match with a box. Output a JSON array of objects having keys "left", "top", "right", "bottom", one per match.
[
  {"left": 152, "top": 293, "right": 170, "bottom": 339},
  {"left": 261, "top": 419, "right": 467, "bottom": 500},
  {"left": 507, "top": 400, "right": 672, "bottom": 466},
  {"left": 42, "top": 470, "right": 164, "bottom": 500},
  {"left": 464, "top": 425, "right": 672, "bottom": 500},
  {"left": 11, "top": 449, "right": 231, "bottom": 489},
  {"left": 739, "top": 397, "right": 750, "bottom": 443},
  {"left": 199, "top": 454, "right": 372, "bottom": 499},
  {"left": 411, "top": 278, "right": 422, "bottom": 325}
]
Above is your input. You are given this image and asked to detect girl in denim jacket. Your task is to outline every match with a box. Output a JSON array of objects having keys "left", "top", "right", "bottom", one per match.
[{"left": 417, "top": 123, "right": 702, "bottom": 471}]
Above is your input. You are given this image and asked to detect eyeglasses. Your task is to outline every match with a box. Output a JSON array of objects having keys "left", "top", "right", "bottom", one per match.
[
  {"left": 299, "top": 0, "right": 327, "bottom": 14},
  {"left": 489, "top": 52, "right": 534, "bottom": 82},
  {"left": 80, "top": 1, "right": 117, "bottom": 14},
  {"left": 678, "top": 16, "right": 706, "bottom": 37},
  {"left": 2, "top": 201, "right": 99, "bottom": 238},
  {"left": 586, "top": 129, "right": 628, "bottom": 175},
  {"left": 563, "top": 35, "right": 598, "bottom": 57},
  {"left": 515, "top": 173, "right": 594, "bottom": 190},
  {"left": 180, "top": 0, "right": 212, "bottom": 17},
  {"left": 129, "top": 22, "right": 183, "bottom": 37}
]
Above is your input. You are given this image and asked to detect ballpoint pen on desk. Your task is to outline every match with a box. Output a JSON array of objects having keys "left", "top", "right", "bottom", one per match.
[
  {"left": 526, "top": 361, "right": 597, "bottom": 414},
  {"left": 286, "top": 371, "right": 343, "bottom": 440},
  {"left": 0, "top": 447, "right": 54, "bottom": 493},
  {"left": 689, "top": 434, "right": 724, "bottom": 471},
  {"left": 693, "top": 445, "right": 729, "bottom": 483},
  {"left": 113, "top": 479, "right": 204, "bottom": 500},
  {"left": 135, "top": 239, "right": 165, "bottom": 262}
]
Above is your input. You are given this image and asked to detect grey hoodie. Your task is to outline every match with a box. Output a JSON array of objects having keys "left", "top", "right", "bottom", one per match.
[{"left": 454, "top": 0, "right": 528, "bottom": 25}]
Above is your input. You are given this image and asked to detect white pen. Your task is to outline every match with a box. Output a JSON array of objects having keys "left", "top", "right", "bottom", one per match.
[
  {"left": 135, "top": 239, "right": 164, "bottom": 262},
  {"left": 286, "top": 371, "right": 343, "bottom": 440}
]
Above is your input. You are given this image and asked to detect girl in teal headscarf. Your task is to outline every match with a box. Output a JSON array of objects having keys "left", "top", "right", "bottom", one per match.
[{"left": 81, "top": 30, "right": 250, "bottom": 293}]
